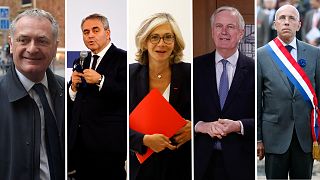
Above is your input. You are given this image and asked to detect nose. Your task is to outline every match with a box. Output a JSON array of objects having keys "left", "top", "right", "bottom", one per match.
[
  {"left": 221, "top": 26, "right": 228, "bottom": 34},
  {"left": 26, "top": 40, "right": 39, "bottom": 54},
  {"left": 157, "top": 38, "right": 166, "bottom": 46}
]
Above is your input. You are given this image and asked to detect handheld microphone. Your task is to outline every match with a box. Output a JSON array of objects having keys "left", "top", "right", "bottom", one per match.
[{"left": 79, "top": 50, "right": 88, "bottom": 67}]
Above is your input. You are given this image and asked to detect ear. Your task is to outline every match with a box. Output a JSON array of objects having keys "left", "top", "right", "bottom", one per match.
[{"left": 8, "top": 36, "right": 13, "bottom": 53}]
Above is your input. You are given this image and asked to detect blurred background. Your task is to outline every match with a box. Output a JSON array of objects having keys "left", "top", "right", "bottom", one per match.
[{"left": 0, "top": 0, "right": 65, "bottom": 77}]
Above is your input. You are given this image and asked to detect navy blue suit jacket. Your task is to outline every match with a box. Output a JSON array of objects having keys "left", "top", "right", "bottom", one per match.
[{"left": 194, "top": 51, "right": 255, "bottom": 180}]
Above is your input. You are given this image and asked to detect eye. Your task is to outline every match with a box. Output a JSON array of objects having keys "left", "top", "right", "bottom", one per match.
[
  {"left": 16, "top": 37, "right": 30, "bottom": 45},
  {"left": 83, "top": 30, "right": 89, "bottom": 36},
  {"left": 150, "top": 34, "right": 160, "bottom": 41},
  {"left": 227, "top": 24, "right": 236, "bottom": 30}
]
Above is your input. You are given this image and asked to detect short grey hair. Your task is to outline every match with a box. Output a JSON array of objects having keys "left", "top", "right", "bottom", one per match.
[
  {"left": 81, "top": 13, "right": 110, "bottom": 30},
  {"left": 210, "top": 6, "right": 245, "bottom": 30},
  {"left": 135, "top": 12, "right": 185, "bottom": 65},
  {"left": 9, "top": 8, "right": 59, "bottom": 40}
]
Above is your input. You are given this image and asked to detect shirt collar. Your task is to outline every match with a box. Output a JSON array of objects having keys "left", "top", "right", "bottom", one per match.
[
  {"left": 92, "top": 42, "right": 112, "bottom": 57},
  {"left": 15, "top": 69, "right": 48, "bottom": 92},
  {"left": 279, "top": 37, "right": 297, "bottom": 50},
  {"left": 215, "top": 50, "right": 239, "bottom": 66}
]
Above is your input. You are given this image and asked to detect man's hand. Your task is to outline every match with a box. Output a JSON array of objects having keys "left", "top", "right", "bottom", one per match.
[
  {"left": 195, "top": 121, "right": 226, "bottom": 139},
  {"left": 83, "top": 69, "right": 101, "bottom": 84},
  {"left": 218, "top": 118, "right": 241, "bottom": 135},
  {"left": 257, "top": 141, "right": 265, "bottom": 160},
  {"left": 173, "top": 120, "right": 191, "bottom": 148},
  {"left": 143, "top": 134, "right": 176, "bottom": 153},
  {"left": 71, "top": 71, "right": 83, "bottom": 92}
]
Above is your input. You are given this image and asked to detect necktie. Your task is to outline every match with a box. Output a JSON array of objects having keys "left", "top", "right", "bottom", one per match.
[
  {"left": 219, "top": 59, "right": 229, "bottom": 109},
  {"left": 33, "top": 83, "right": 63, "bottom": 180},
  {"left": 285, "top": 45, "right": 294, "bottom": 91},
  {"left": 91, "top": 55, "right": 100, "bottom": 70}
]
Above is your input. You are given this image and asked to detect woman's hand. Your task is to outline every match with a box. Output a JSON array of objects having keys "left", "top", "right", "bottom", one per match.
[
  {"left": 143, "top": 134, "right": 176, "bottom": 153},
  {"left": 173, "top": 120, "right": 191, "bottom": 148}
]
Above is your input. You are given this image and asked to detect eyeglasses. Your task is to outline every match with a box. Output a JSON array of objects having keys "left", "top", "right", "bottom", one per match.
[{"left": 149, "top": 33, "right": 175, "bottom": 45}]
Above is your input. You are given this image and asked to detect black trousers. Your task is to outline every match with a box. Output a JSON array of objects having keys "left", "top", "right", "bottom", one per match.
[
  {"left": 265, "top": 130, "right": 313, "bottom": 179},
  {"left": 202, "top": 150, "right": 228, "bottom": 180}
]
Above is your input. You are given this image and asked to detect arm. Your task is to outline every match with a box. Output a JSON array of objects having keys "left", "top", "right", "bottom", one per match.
[{"left": 257, "top": 50, "right": 265, "bottom": 160}]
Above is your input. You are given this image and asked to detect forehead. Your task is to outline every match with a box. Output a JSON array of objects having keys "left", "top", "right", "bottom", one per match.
[
  {"left": 276, "top": 6, "right": 299, "bottom": 18},
  {"left": 150, "top": 23, "right": 173, "bottom": 34},
  {"left": 82, "top": 18, "right": 103, "bottom": 29},
  {"left": 14, "top": 16, "right": 53, "bottom": 37},
  {"left": 214, "top": 11, "right": 238, "bottom": 24}
]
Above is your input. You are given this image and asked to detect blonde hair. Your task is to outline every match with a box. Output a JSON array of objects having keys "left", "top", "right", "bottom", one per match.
[{"left": 135, "top": 13, "right": 185, "bottom": 64}]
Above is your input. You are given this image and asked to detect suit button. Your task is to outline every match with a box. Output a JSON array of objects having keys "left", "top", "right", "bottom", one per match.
[{"left": 292, "top": 98, "right": 296, "bottom": 102}]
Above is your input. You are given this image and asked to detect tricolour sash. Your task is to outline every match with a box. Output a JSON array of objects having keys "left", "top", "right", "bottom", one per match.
[{"left": 266, "top": 37, "right": 320, "bottom": 160}]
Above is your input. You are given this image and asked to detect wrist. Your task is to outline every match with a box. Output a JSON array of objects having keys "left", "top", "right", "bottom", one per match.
[{"left": 96, "top": 74, "right": 103, "bottom": 85}]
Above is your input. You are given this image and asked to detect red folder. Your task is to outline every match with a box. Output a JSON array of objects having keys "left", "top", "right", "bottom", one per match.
[{"left": 129, "top": 88, "right": 187, "bottom": 164}]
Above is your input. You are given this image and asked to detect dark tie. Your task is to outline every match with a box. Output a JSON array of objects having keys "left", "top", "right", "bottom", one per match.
[
  {"left": 285, "top": 45, "right": 294, "bottom": 91},
  {"left": 219, "top": 59, "right": 229, "bottom": 109},
  {"left": 91, "top": 55, "right": 100, "bottom": 70},
  {"left": 32, "top": 83, "right": 63, "bottom": 180}
]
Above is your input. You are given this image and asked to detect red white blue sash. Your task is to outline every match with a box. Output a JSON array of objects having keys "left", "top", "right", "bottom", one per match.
[{"left": 266, "top": 37, "right": 320, "bottom": 145}]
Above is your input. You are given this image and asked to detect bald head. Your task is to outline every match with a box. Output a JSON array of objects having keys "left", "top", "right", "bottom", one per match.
[{"left": 275, "top": 4, "right": 300, "bottom": 21}]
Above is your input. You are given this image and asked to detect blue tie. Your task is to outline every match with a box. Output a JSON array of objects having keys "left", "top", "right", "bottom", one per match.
[
  {"left": 219, "top": 59, "right": 229, "bottom": 109},
  {"left": 285, "top": 45, "right": 294, "bottom": 91},
  {"left": 33, "top": 83, "right": 63, "bottom": 180}
]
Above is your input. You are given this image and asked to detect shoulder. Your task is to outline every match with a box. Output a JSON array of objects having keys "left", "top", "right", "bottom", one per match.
[
  {"left": 239, "top": 52, "right": 254, "bottom": 66},
  {"left": 129, "top": 63, "right": 145, "bottom": 76},
  {"left": 110, "top": 44, "right": 127, "bottom": 57},
  {"left": 54, "top": 74, "right": 65, "bottom": 88},
  {"left": 173, "top": 62, "right": 190, "bottom": 72},
  {"left": 193, "top": 52, "right": 215, "bottom": 69},
  {"left": 194, "top": 52, "right": 214, "bottom": 63}
]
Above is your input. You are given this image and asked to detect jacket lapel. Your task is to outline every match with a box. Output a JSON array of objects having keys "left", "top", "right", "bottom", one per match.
[{"left": 207, "top": 52, "right": 221, "bottom": 111}]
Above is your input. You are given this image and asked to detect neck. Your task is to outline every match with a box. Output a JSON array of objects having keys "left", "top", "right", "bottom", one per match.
[
  {"left": 149, "top": 60, "right": 170, "bottom": 73},
  {"left": 279, "top": 36, "right": 294, "bottom": 44},
  {"left": 217, "top": 48, "right": 237, "bottom": 59}
]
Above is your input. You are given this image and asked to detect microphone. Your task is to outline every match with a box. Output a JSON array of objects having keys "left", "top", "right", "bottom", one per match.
[
  {"left": 73, "top": 51, "right": 88, "bottom": 88},
  {"left": 79, "top": 50, "right": 88, "bottom": 67}
]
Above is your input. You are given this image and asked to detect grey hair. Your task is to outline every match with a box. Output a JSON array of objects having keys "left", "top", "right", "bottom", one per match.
[
  {"left": 210, "top": 6, "right": 245, "bottom": 30},
  {"left": 9, "top": 8, "right": 59, "bottom": 40},
  {"left": 81, "top": 13, "right": 110, "bottom": 30},
  {"left": 135, "top": 12, "right": 185, "bottom": 65},
  {"left": 274, "top": 4, "right": 300, "bottom": 21}
]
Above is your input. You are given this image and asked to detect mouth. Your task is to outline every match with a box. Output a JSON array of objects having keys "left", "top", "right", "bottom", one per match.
[
  {"left": 23, "top": 57, "right": 41, "bottom": 61},
  {"left": 155, "top": 50, "right": 167, "bottom": 54},
  {"left": 219, "top": 37, "right": 230, "bottom": 41}
]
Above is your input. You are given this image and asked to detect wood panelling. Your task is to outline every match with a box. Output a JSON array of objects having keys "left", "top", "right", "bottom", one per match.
[{"left": 193, "top": 0, "right": 254, "bottom": 57}]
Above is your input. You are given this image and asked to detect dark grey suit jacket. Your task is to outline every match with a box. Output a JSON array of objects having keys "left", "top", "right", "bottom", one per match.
[
  {"left": 258, "top": 39, "right": 320, "bottom": 154},
  {"left": 0, "top": 64, "right": 65, "bottom": 180}
]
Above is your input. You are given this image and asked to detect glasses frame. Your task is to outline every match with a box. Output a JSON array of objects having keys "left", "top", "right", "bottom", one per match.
[{"left": 148, "top": 33, "right": 175, "bottom": 45}]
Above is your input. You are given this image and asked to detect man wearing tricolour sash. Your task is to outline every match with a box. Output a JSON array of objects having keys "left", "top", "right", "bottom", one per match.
[{"left": 257, "top": 4, "right": 320, "bottom": 179}]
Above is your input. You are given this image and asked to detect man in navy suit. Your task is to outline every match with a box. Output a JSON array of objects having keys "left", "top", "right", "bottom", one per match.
[
  {"left": 194, "top": 6, "right": 255, "bottom": 180},
  {"left": 68, "top": 14, "right": 127, "bottom": 180},
  {"left": 258, "top": 4, "right": 320, "bottom": 179}
]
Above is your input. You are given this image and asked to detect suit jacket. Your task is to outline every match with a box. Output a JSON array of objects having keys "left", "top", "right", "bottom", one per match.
[
  {"left": 301, "top": 9, "right": 320, "bottom": 46},
  {"left": 129, "top": 62, "right": 191, "bottom": 180},
  {"left": 194, "top": 51, "right": 255, "bottom": 180},
  {"left": 68, "top": 44, "right": 127, "bottom": 155},
  {"left": 0, "top": 64, "right": 65, "bottom": 180},
  {"left": 257, "top": 39, "right": 320, "bottom": 154}
]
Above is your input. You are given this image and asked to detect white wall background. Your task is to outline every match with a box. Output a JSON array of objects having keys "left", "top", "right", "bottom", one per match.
[
  {"left": 128, "top": 0, "right": 192, "bottom": 64},
  {"left": 66, "top": 0, "right": 127, "bottom": 78}
]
